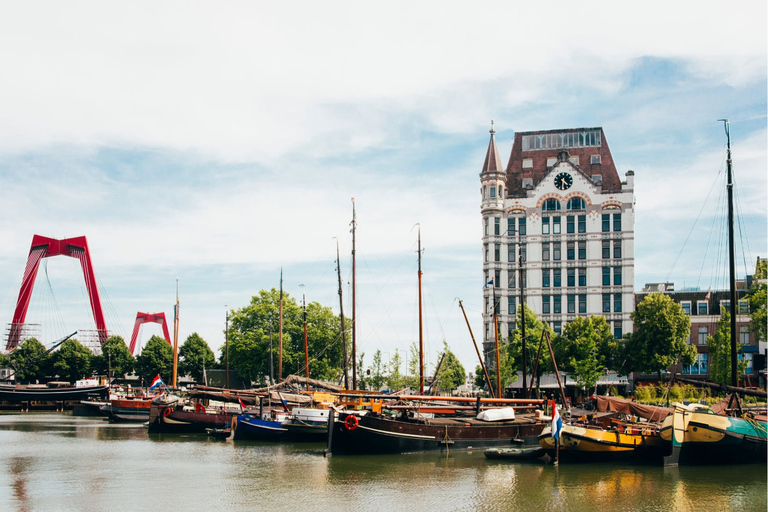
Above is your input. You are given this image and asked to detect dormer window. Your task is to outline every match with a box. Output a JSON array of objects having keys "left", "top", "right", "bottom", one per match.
[
  {"left": 522, "top": 178, "right": 533, "bottom": 188},
  {"left": 591, "top": 155, "right": 601, "bottom": 164},
  {"left": 593, "top": 174, "right": 602, "bottom": 184},
  {"left": 522, "top": 158, "right": 533, "bottom": 169}
]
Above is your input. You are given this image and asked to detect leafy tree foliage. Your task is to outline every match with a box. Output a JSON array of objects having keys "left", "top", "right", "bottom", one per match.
[
  {"left": 748, "top": 258, "right": 766, "bottom": 344},
  {"left": 507, "top": 304, "right": 552, "bottom": 390},
  {"left": 556, "top": 316, "right": 620, "bottom": 392},
  {"left": 367, "top": 349, "right": 386, "bottom": 391},
  {"left": 50, "top": 338, "right": 92, "bottom": 383},
  {"left": 707, "top": 311, "right": 749, "bottom": 385},
  {"left": 433, "top": 341, "right": 466, "bottom": 393},
  {"left": 135, "top": 335, "right": 173, "bottom": 384},
  {"left": 623, "top": 293, "right": 696, "bottom": 374},
  {"left": 355, "top": 352, "right": 367, "bottom": 390},
  {"left": 92, "top": 335, "right": 135, "bottom": 379},
  {"left": 179, "top": 332, "right": 216, "bottom": 383},
  {"left": 386, "top": 349, "right": 407, "bottom": 390},
  {"left": 225, "top": 289, "right": 347, "bottom": 386},
  {"left": 9, "top": 338, "right": 49, "bottom": 383}
]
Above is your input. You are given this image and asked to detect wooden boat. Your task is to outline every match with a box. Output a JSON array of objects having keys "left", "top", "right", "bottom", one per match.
[
  {"left": 660, "top": 401, "right": 767, "bottom": 465},
  {"left": 147, "top": 396, "right": 236, "bottom": 433},
  {"left": 0, "top": 379, "right": 109, "bottom": 402},
  {"left": 206, "top": 426, "right": 232, "bottom": 440},
  {"left": 232, "top": 410, "right": 289, "bottom": 441},
  {"left": 538, "top": 422, "right": 669, "bottom": 463},
  {"left": 100, "top": 395, "right": 154, "bottom": 422},
  {"left": 484, "top": 445, "right": 546, "bottom": 460}
]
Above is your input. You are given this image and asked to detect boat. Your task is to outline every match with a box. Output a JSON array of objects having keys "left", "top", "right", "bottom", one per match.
[
  {"left": 484, "top": 445, "right": 546, "bottom": 461},
  {"left": 232, "top": 410, "right": 289, "bottom": 441},
  {"left": 147, "top": 395, "right": 237, "bottom": 433},
  {"left": 206, "top": 426, "right": 232, "bottom": 440},
  {"left": 0, "top": 378, "right": 109, "bottom": 403},
  {"left": 99, "top": 395, "right": 154, "bottom": 422},
  {"left": 659, "top": 121, "right": 768, "bottom": 465}
]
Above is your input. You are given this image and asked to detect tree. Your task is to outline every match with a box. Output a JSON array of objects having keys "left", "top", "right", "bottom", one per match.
[
  {"left": 179, "top": 333, "right": 216, "bottom": 383},
  {"left": 50, "top": 338, "right": 92, "bottom": 383},
  {"left": 707, "top": 311, "right": 749, "bottom": 386},
  {"left": 9, "top": 338, "right": 49, "bottom": 383},
  {"left": 507, "top": 304, "right": 552, "bottom": 391},
  {"left": 405, "top": 342, "right": 420, "bottom": 389},
  {"left": 367, "top": 349, "right": 386, "bottom": 391},
  {"left": 748, "top": 258, "right": 767, "bottom": 344},
  {"left": 225, "top": 289, "right": 347, "bottom": 385},
  {"left": 355, "top": 352, "right": 367, "bottom": 390},
  {"left": 135, "top": 335, "right": 173, "bottom": 384},
  {"left": 386, "top": 349, "right": 407, "bottom": 390},
  {"left": 433, "top": 341, "right": 466, "bottom": 393},
  {"left": 557, "top": 316, "right": 620, "bottom": 393},
  {"left": 624, "top": 293, "right": 696, "bottom": 374},
  {"left": 92, "top": 335, "right": 135, "bottom": 379}
]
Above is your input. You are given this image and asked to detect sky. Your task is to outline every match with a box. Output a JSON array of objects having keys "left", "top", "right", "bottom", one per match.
[{"left": 0, "top": 1, "right": 766, "bottom": 378}]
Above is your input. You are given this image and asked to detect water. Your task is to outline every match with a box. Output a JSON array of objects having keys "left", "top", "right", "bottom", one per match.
[{"left": 1, "top": 413, "right": 765, "bottom": 512}]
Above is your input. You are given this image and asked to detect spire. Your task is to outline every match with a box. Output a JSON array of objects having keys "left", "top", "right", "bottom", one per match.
[{"left": 481, "top": 120, "right": 504, "bottom": 173}]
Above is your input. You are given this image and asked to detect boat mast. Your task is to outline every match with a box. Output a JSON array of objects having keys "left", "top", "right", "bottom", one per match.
[
  {"left": 172, "top": 279, "right": 180, "bottom": 388},
  {"left": 417, "top": 225, "right": 424, "bottom": 395},
  {"left": 493, "top": 282, "right": 501, "bottom": 398},
  {"left": 336, "top": 240, "right": 350, "bottom": 389},
  {"left": 459, "top": 299, "right": 495, "bottom": 398},
  {"left": 351, "top": 198, "right": 357, "bottom": 390},
  {"left": 721, "top": 119, "right": 738, "bottom": 387},
  {"left": 302, "top": 288, "right": 309, "bottom": 391},
  {"left": 225, "top": 307, "right": 230, "bottom": 389},
  {"left": 278, "top": 268, "right": 283, "bottom": 381},
  {"left": 518, "top": 243, "right": 527, "bottom": 397}
]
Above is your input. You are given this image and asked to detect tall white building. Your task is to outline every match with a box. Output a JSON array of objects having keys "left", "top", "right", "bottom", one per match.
[{"left": 480, "top": 124, "right": 635, "bottom": 367}]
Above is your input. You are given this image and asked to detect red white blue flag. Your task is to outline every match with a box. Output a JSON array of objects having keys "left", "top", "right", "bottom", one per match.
[{"left": 149, "top": 374, "right": 164, "bottom": 390}]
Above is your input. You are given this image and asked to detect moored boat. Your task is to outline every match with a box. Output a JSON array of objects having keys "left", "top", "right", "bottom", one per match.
[
  {"left": 232, "top": 410, "right": 289, "bottom": 441},
  {"left": 147, "top": 396, "right": 236, "bottom": 433},
  {"left": 0, "top": 378, "right": 109, "bottom": 402},
  {"left": 100, "top": 395, "right": 154, "bottom": 422},
  {"left": 538, "top": 422, "right": 669, "bottom": 463}
]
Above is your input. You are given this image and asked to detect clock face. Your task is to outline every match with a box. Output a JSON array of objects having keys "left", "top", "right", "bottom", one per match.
[{"left": 554, "top": 172, "right": 573, "bottom": 190}]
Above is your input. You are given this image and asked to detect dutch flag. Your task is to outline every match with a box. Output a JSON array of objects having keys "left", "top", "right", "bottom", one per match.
[
  {"left": 149, "top": 374, "right": 164, "bottom": 390},
  {"left": 551, "top": 400, "right": 563, "bottom": 441}
]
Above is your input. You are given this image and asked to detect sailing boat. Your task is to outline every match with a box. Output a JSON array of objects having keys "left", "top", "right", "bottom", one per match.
[
  {"left": 326, "top": 228, "right": 547, "bottom": 455},
  {"left": 659, "top": 120, "right": 767, "bottom": 465}
]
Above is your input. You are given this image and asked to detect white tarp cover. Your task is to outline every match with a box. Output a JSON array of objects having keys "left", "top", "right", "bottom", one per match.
[{"left": 476, "top": 406, "right": 515, "bottom": 422}]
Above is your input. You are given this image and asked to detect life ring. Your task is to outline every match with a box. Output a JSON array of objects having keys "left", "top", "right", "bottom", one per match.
[
  {"left": 344, "top": 415, "right": 359, "bottom": 431},
  {"left": 163, "top": 407, "right": 172, "bottom": 417}
]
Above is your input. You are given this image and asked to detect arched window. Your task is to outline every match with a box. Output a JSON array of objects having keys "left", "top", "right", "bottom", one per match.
[
  {"left": 542, "top": 198, "right": 561, "bottom": 211},
  {"left": 567, "top": 197, "right": 586, "bottom": 210}
]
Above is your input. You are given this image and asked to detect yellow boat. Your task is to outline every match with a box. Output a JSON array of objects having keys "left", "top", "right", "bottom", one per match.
[{"left": 538, "top": 422, "right": 669, "bottom": 463}]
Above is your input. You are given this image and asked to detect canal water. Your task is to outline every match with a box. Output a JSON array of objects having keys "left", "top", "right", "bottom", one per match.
[{"left": 1, "top": 413, "right": 765, "bottom": 512}]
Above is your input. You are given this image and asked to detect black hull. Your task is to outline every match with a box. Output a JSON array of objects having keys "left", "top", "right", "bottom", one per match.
[
  {"left": 327, "top": 412, "right": 544, "bottom": 455},
  {"left": 148, "top": 402, "right": 234, "bottom": 433},
  {"left": 99, "top": 405, "right": 150, "bottom": 422},
  {"left": 672, "top": 437, "right": 767, "bottom": 465},
  {"left": 0, "top": 384, "right": 109, "bottom": 402}
]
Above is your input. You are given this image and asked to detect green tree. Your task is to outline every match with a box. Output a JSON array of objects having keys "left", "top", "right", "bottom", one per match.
[
  {"left": 507, "top": 304, "right": 552, "bottom": 391},
  {"left": 624, "top": 293, "right": 696, "bottom": 374},
  {"left": 50, "top": 338, "right": 92, "bottom": 383},
  {"left": 225, "top": 289, "right": 347, "bottom": 385},
  {"left": 386, "top": 349, "right": 407, "bottom": 390},
  {"left": 433, "top": 341, "right": 466, "bottom": 393},
  {"left": 557, "top": 316, "right": 620, "bottom": 392},
  {"left": 748, "top": 258, "right": 766, "bottom": 344},
  {"left": 92, "top": 335, "right": 135, "bottom": 379},
  {"left": 135, "top": 335, "right": 173, "bottom": 384},
  {"left": 355, "top": 352, "right": 367, "bottom": 390},
  {"left": 405, "top": 342, "right": 420, "bottom": 389},
  {"left": 179, "top": 333, "right": 216, "bottom": 383},
  {"left": 707, "top": 311, "right": 749, "bottom": 385},
  {"left": 9, "top": 338, "right": 49, "bottom": 383},
  {"left": 367, "top": 349, "right": 386, "bottom": 391}
]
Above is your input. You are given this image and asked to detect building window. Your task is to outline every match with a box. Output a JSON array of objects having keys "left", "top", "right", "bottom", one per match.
[
  {"left": 522, "top": 158, "right": 533, "bottom": 168},
  {"left": 602, "top": 214, "right": 610, "bottom": 232},
  {"left": 567, "top": 242, "right": 575, "bottom": 261},
  {"left": 542, "top": 217, "right": 550, "bottom": 234},
  {"left": 614, "top": 293, "right": 622, "bottom": 312},
  {"left": 720, "top": 300, "right": 731, "bottom": 313},
  {"left": 553, "top": 295, "right": 561, "bottom": 314},
  {"left": 602, "top": 240, "right": 610, "bottom": 259},
  {"left": 553, "top": 243, "right": 561, "bottom": 261},
  {"left": 521, "top": 246, "right": 527, "bottom": 262},
  {"left": 490, "top": 186, "right": 496, "bottom": 198},
  {"left": 566, "top": 216, "right": 575, "bottom": 234},
  {"left": 567, "top": 295, "right": 576, "bottom": 314},
  {"left": 494, "top": 244, "right": 500, "bottom": 262},
  {"left": 519, "top": 218, "right": 526, "bottom": 236},
  {"left": 567, "top": 197, "right": 585, "bottom": 210},
  {"left": 602, "top": 267, "right": 610, "bottom": 286},
  {"left": 543, "top": 199, "right": 561, "bottom": 211},
  {"left": 553, "top": 268, "right": 562, "bottom": 288},
  {"left": 593, "top": 174, "right": 602, "bottom": 184},
  {"left": 613, "top": 213, "right": 622, "bottom": 232},
  {"left": 578, "top": 242, "right": 586, "bottom": 260},
  {"left": 508, "top": 244, "right": 515, "bottom": 263},
  {"left": 591, "top": 154, "right": 601, "bottom": 164},
  {"left": 494, "top": 218, "right": 500, "bottom": 235},
  {"left": 739, "top": 300, "right": 749, "bottom": 315},
  {"left": 614, "top": 321, "right": 622, "bottom": 339},
  {"left": 542, "top": 269, "right": 550, "bottom": 288},
  {"left": 602, "top": 294, "right": 610, "bottom": 313},
  {"left": 553, "top": 216, "right": 561, "bottom": 234},
  {"left": 741, "top": 353, "right": 754, "bottom": 374},
  {"left": 681, "top": 302, "right": 691, "bottom": 315},
  {"left": 553, "top": 321, "right": 562, "bottom": 335},
  {"left": 579, "top": 294, "right": 587, "bottom": 313},
  {"left": 522, "top": 178, "right": 533, "bottom": 189},
  {"left": 484, "top": 218, "right": 489, "bottom": 236},
  {"left": 507, "top": 218, "right": 515, "bottom": 237},
  {"left": 578, "top": 268, "right": 586, "bottom": 287},
  {"left": 508, "top": 296, "right": 517, "bottom": 316},
  {"left": 509, "top": 273, "right": 516, "bottom": 289},
  {"left": 697, "top": 301, "right": 708, "bottom": 315},
  {"left": 508, "top": 322, "right": 516, "bottom": 333},
  {"left": 613, "top": 240, "right": 622, "bottom": 259},
  {"left": 578, "top": 215, "right": 586, "bottom": 233},
  {"left": 740, "top": 326, "right": 750, "bottom": 345},
  {"left": 567, "top": 268, "right": 575, "bottom": 287},
  {"left": 542, "top": 295, "right": 551, "bottom": 315},
  {"left": 542, "top": 243, "right": 550, "bottom": 261},
  {"left": 484, "top": 244, "right": 488, "bottom": 262},
  {"left": 698, "top": 326, "right": 708, "bottom": 345},
  {"left": 683, "top": 353, "right": 708, "bottom": 375},
  {"left": 614, "top": 266, "right": 622, "bottom": 285}
]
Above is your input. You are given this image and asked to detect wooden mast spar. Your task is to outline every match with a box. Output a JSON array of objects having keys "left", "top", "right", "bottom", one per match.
[
  {"left": 417, "top": 225, "right": 424, "bottom": 395},
  {"left": 351, "top": 198, "right": 357, "bottom": 390},
  {"left": 172, "top": 279, "right": 180, "bottom": 388}
]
